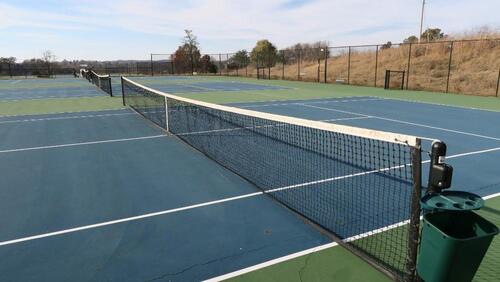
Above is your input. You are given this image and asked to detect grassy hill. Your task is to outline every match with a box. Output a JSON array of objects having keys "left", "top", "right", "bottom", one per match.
[{"left": 236, "top": 31, "right": 500, "bottom": 97}]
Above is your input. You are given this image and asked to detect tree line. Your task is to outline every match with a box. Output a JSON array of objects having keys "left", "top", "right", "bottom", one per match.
[{"left": 170, "top": 28, "right": 447, "bottom": 74}]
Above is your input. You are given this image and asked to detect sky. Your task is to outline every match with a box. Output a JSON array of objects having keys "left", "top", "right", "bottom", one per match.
[{"left": 1, "top": 0, "right": 499, "bottom": 61}]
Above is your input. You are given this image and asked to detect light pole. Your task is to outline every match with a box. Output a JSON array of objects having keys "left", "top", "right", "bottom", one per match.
[{"left": 419, "top": 0, "right": 426, "bottom": 42}]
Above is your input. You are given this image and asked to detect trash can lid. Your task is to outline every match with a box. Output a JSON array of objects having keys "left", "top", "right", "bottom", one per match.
[{"left": 421, "top": 191, "right": 484, "bottom": 211}]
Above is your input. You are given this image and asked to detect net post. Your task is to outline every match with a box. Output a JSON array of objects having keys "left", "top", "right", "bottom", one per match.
[
  {"left": 164, "top": 96, "right": 169, "bottom": 132},
  {"left": 150, "top": 53, "right": 154, "bottom": 77},
  {"left": 109, "top": 75, "right": 113, "bottom": 97},
  {"left": 405, "top": 139, "right": 422, "bottom": 282},
  {"left": 121, "top": 76, "right": 126, "bottom": 106}
]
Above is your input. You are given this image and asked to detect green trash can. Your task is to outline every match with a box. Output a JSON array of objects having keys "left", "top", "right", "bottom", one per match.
[{"left": 417, "top": 191, "right": 499, "bottom": 282}]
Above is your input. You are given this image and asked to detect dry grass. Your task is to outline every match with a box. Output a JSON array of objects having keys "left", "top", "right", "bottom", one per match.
[{"left": 229, "top": 31, "right": 500, "bottom": 96}]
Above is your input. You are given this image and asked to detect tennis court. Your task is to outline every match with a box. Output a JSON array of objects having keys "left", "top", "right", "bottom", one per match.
[
  {"left": 0, "top": 76, "right": 106, "bottom": 101},
  {"left": 111, "top": 76, "right": 290, "bottom": 95},
  {"left": 0, "top": 75, "right": 498, "bottom": 281}
]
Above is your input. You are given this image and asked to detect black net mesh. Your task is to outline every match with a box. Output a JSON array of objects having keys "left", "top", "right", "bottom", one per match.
[
  {"left": 121, "top": 77, "right": 421, "bottom": 281},
  {"left": 82, "top": 70, "right": 113, "bottom": 96}
]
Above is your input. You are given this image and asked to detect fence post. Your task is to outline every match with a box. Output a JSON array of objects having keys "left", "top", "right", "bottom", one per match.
[
  {"left": 496, "top": 68, "right": 500, "bottom": 97},
  {"left": 347, "top": 46, "right": 351, "bottom": 84},
  {"left": 245, "top": 64, "right": 248, "bottom": 77},
  {"left": 8, "top": 63, "right": 12, "bottom": 78},
  {"left": 150, "top": 54, "right": 154, "bottom": 76},
  {"left": 297, "top": 48, "right": 301, "bottom": 81},
  {"left": 218, "top": 54, "right": 222, "bottom": 76},
  {"left": 282, "top": 50, "right": 285, "bottom": 80},
  {"left": 445, "top": 41, "right": 454, "bottom": 93},
  {"left": 406, "top": 43, "right": 412, "bottom": 89},
  {"left": 324, "top": 47, "right": 328, "bottom": 83},
  {"left": 317, "top": 57, "right": 320, "bottom": 83},
  {"left": 374, "top": 45, "right": 379, "bottom": 87}
]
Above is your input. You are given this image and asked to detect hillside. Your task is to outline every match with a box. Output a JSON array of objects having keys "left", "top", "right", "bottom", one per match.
[{"left": 237, "top": 32, "right": 500, "bottom": 97}]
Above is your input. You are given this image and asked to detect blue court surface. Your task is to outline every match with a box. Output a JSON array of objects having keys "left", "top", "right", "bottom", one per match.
[
  {"left": 144, "top": 82, "right": 288, "bottom": 94},
  {"left": 111, "top": 77, "right": 290, "bottom": 95},
  {"left": 0, "top": 77, "right": 107, "bottom": 101},
  {"left": 0, "top": 96, "right": 499, "bottom": 281}
]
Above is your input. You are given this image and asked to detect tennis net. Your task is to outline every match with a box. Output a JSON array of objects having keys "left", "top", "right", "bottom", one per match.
[
  {"left": 121, "top": 76, "right": 423, "bottom": 281},
  {"left": 82, "top": 70, "right": 113, "bottom": 96}
]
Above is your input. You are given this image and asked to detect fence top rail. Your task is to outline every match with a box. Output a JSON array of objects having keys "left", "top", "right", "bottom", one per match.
[{"left": 167, "top": 37, "right": 500, "bottom": 56}]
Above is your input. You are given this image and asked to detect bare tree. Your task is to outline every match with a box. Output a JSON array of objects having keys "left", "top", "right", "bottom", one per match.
[
  {"left": 41, "top": 50, "right": 56, "bottom": 77},
  {"left": 42, "top": 50, "right": 56, "bottom": 63},
  {"left": 182, "top": 30, "right": 199, "bottom": 74}
]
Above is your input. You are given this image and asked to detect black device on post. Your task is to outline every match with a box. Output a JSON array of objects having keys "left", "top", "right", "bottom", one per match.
[{"left": 427, "top": 141, "right": 454, "bottom": 194}]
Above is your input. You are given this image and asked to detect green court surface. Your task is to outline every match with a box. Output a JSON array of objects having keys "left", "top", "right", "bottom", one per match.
[
  {"left": 1, "top": 75, "right": 498, "bottom": 281},
  {"left": 227, "top": 245, "right": 390, "bottom": 282},
  {"left": 0, "top": 96, "right": 124, "bottom": 116}
]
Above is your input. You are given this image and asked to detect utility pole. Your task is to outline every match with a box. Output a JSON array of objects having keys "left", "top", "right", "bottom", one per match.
[{"left": 419, "top": 0, "right": 426, "bottom": 42}]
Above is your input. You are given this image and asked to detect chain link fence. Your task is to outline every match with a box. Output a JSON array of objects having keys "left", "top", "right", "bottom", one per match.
[{"left": 3, "top": 39, "right": 498, "bottom": 96}]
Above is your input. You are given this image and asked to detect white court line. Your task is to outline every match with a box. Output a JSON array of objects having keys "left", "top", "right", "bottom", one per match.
[
  {"left": 445, "top": 146, "right": 500, "bottom": 159},
  {"left": 239, "top": 97, "right": 384, "bottom": 108},
  {"left": 204, "top": 220, "right": 411, "bottom": 282},
  {"left": 205, "top": 162, "right": 500, "bottom": 282},
  {"left": 9, "top": 80, "right": 22, "bottom": 85},
  {"left": 180, "top": 83, "right": 213, "bottom": 91},
  {"left": 0, "top": 95, "right": 103, "bottom": 102},
  {"left": 324, "top": 116, "right": 373, "bottom": 122},
  {"left": 0, "top": 108, "right": 127, "bottom": 118},
  {"left": 0, "top": 192, "right": 263, "bottom": 247},
  {"left": 484, "top": 192, "right": 500, "bottom": 200},
  {"left": 375, "top": 96, "right": 500, "bottom": 114},
  {"left": 0, "top": 112, "right": 135, "bottom": 124},
  {"left": 239, "top": 95, "right": 500, "bottom": 114},
  {"left": 0, "top": 145, "right": 496, "bottom": 248},
  {"left": 203, "top": 242, "right": 340, "bottom": 282},
  {"left": 302, "top": 104, "right": 500, "bottom": 142},
  {"left": 231, "top": 96, "right": 362, "bottom": 107},
  {"left": 0, "top": 135, "right": 166, "bottom": 154}
]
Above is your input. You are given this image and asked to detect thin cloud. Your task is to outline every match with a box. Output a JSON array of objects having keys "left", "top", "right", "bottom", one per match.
[{"left": 1, "top": 0, "right": 499, "bottom": 60}]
